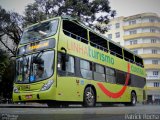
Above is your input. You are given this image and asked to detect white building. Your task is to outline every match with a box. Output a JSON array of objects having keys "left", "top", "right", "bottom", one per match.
[{"left": 105, "top": 13, "right": 160, "bottom": 103}]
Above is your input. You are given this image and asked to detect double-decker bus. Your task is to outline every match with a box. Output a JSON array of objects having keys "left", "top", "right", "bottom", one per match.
[{"left": 13, "top": 16, "right": 146, "bottom": 107}]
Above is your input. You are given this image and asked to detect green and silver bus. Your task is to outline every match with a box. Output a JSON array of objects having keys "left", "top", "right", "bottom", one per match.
[{"left": 13, "top": 16, "right": 146, "bottom": 107}]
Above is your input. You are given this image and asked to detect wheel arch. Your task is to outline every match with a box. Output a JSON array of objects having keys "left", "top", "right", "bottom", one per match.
[{"left": 131, "top": 90, "right": 137, "bottom": 97}]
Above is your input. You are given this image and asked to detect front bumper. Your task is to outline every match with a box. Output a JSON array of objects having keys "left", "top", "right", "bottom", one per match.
[{"left": 12, "top": 88, "right": 56, "bottom": 102}]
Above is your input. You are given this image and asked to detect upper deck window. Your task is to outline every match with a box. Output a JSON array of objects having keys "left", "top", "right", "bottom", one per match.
[
  {"left": 135, "top": 56, "right": 144, "bottom": 67},
  {"left": 20, "top": 19, "right": 58, "bottom": 44},
  {"left": 124, "top": 49, "right": 134, "bottom": 63},
  {"left": 63, "top": 20, "right": 88, "bottom": 44},
  {"left": 89, "top": 32, "right": 108, "bottom": 51},
  {"left": 109, "top": 42, "right": 123, "bottom": 59}
]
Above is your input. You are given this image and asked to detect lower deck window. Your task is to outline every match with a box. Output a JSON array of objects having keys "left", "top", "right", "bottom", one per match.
[
  {"left": 80, "top": 60, "right": 92, "bottom": 79},
  {"left": 94, "top": 64, "right": 105, "bottom": 82},
  {"left": 105, "top": 67, "right": 116, "bottom": 83}
]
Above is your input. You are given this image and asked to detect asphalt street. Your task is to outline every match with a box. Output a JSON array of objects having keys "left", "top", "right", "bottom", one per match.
[{"left": 0, "top": 104, "right": 160, "bottom": 120}]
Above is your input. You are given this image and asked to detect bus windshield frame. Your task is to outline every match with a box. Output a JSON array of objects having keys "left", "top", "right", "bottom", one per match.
[{"left": 15, "top": 50, "right": 54, "bottom": 84}]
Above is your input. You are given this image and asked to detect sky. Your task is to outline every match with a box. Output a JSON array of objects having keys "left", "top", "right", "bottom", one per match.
[{"left": 0, "top": 0, "right": 160, "bottom": 17}]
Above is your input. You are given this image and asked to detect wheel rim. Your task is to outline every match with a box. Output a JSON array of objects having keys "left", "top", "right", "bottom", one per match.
[
  {"left": 132, "top": 94, "right": 136, "bottom": 105},
  {"left": 86, "top": 91, "right": 94, "bottom": 104}
]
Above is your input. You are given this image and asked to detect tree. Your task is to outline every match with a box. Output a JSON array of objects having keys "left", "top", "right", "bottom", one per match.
[
  {"left": 0, "top": 60, "right": 15, "bottom": 100},
  {"left": 0, "top": 49, "right": 9, "bottom": 77},
  {"left": 0, "top": 6, "right": 23, "bottom": 55},
  {"left": 0, "top": 49, "right": 15, "bottom": 101},
  {"left": 24, "top": 0, "right": 116, "bottom": 33}
]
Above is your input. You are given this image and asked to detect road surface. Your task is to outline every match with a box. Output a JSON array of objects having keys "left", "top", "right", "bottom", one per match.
[{"left": 0, "top": 104, "right": 160, "bottom": 120}]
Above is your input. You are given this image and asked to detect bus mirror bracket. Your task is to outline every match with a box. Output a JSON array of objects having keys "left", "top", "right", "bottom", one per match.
[{"left": 61, "top": 47, "right": 69, "bottom": 62}]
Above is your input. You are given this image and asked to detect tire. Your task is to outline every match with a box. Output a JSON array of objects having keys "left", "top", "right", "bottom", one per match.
[
  {"left": 102, "top": 103, "right": 113, "bottom": 107},
  {"left": 125, "top": 92, "right": 137, "bottom": 106},
  {"left": 61, "top": 103, "right": 69, "bottom": 108},
  {"left": 47, "top": 101, "right": 60, "bottom": 108},
  {"left": 83, "top": 87, "right": 96, "bottom": 107},
  {"left": 130, "top": 92, "right": 137, "bottom": 106}
]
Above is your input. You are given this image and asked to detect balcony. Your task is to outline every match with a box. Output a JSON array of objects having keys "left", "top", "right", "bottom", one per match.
[
  {"left": 125, "top": 43, "right": 160, "bottom": 49},
  {"left": 140, "top": 54, "right": 160, "bottom": 59},
  {"left": 144, "top": 64, "right": 160, "bottom": 69},
  {"left": 124, "top": 13, "right": 159, "bottom": 21},
  {"left": 124, "top": 33, "right": 160, "bottom": 40},
  {"left": 146, "top": 75, "right": 160, "bottom": 80},
  {"left": 146, "top": 87, "right": 160, "bottom": 90},
  {"left": 123, "top": 23, "right": 160, "bottom": 30}
]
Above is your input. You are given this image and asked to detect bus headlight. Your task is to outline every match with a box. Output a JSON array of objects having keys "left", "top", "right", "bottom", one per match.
[
  {"left": 13, "top": 86, "right": 19, "bottom": 93},
  {"left": 41, "top": 80, "right": 54, "bottom": 91}
]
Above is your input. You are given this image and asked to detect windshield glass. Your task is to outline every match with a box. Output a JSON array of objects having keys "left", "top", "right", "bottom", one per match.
[
  {"left": 16, "top": 51, "right": 54, "bottom": 83},
  {"left": 20, "top": 19, "right": 58, "bottom": 44}
]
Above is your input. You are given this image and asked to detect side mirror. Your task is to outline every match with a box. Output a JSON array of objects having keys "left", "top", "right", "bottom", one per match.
[
  {"left": 62, "top": 53, "right": 69, "bottom": 62},
  {"left": 61, "top": 47, "right": 69, "bottom": 62}
]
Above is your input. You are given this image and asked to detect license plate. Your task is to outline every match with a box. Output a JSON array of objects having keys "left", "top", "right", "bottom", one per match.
[{"left": 25, "top": 95, "right": 32, "bottom": 99}]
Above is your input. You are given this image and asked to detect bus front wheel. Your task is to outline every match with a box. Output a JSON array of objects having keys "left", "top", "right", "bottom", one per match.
[{"left": 83, "top": 87, "right": 96, "bottom": 107}]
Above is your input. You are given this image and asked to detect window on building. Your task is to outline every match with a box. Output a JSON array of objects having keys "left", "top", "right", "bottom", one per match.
[
  {"left": 133, "top": 49, "right": 138, "bottom": 54},
  {"left": 108, "top": 34, "right": 112, "bottom": 39},
  {"left": 154, "top": 82, "right": 160, "bottom": 87},
  {"left": 115, "top": 32, "right": 120, "bottom": 38},
  {"left": 129, "top": 20, "right": 136, "bottom": 25},
  {"left": 115, "top": 23, "right": 120, "bottom": 28},
  {"left": 80, "top": 60, "right": 93, "bottom": 79},
  {"left": 151, "top": 39, "right": 157, "bottom": 43},
  {"left": 152, "top": 49, "right": 158, "bottom": 54},
  {"left": 108, "top": 24, "right": 112, "bottom": 30},
  {"left": 130, "top": 40, "right": 137, "bottom": 45},
  {"left": 133, "top": 40, "right": 137, "bottom": 44},
  {"left": 149, "top": 18, "right": 155, "bottom": 23},
  {"left": 152, "top": 60, "right": 158, "bottom": 64},
  {"left": 129, "top": 30, "right": 137, "bottom": 35},
  {"left": 150, "top": 28, "right": 156, "bottom": 33},
  {"left": 153, "top": 71, "right": 159, "bottom": 76}
]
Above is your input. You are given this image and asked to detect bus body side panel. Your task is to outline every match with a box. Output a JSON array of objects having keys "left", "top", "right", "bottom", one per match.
[{"left": 55, "top": 19, "right": 145, "bottom": 103}]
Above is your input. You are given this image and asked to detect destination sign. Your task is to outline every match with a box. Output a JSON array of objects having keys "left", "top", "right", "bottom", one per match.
[{"left": 17, "top": 39, "right": 55, "bottom": 55}]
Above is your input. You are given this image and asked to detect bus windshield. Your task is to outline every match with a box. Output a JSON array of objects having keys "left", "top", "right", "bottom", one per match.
[
  {"left": 16, "top": 51, "right": 54, "bottom": 83},
  {"left": 20, "top": 19, "right": 58, "bottom": 44}
]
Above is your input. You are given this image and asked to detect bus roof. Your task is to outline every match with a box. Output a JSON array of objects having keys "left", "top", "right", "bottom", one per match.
[{"left": 24, "top": 16, "right": 143, "bottom": 59}]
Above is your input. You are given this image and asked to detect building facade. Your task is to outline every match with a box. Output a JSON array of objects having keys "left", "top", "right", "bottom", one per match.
[{"left": 106, "top": 13, "right": 160, "bottom": 103}]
